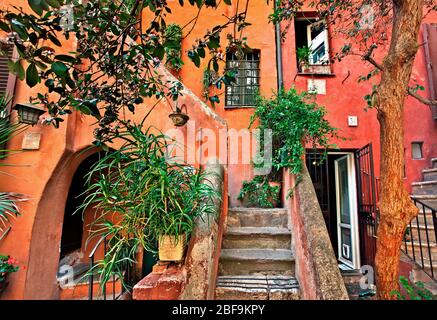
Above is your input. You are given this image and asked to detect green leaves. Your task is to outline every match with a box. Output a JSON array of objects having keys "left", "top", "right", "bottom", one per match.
[
  {"left": 249, "top": 88, "right": 339, "bottom": 176},
  {"left": 8, "top": 60, "right": 25, "bottom": 81},
  {"left": 26, "top": 63, "right": 40, "bottom": 87},
  {"left": 51, "top": 61, "right": 68, "bottom": 78},
  {"left": 28, "top": 0, "right": 49, "bottom": 16}
]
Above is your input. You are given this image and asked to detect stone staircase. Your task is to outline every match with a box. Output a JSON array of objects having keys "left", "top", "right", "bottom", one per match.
[
  {"left": 215, "top": 208, "right": 300, "bottom": 300},
  {"left": 409, "top": 157, "right": 437, "bottom": 276}
]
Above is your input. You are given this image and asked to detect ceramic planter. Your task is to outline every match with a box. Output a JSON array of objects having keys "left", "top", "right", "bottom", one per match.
[
  {"left": 169, "top": 104, "right": 189, "bottom": 127},
  {"left": 158, "top": 234, "right": 187, "bottom": 262},
  {"left": 169, "top": 113, "right": 189, "bottom": 126}
]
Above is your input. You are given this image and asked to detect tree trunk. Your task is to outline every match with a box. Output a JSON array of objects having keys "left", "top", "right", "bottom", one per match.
[{"left": 374, "top": 0, "right": 423, "bottom": 299}]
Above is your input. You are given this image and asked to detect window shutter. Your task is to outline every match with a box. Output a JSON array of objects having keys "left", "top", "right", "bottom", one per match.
[
  {"left": 0, "top": 45, "right": 16, "bottom": 156},
  {"left": 423, "top": 24, "right": 437, "bottom": 120}
]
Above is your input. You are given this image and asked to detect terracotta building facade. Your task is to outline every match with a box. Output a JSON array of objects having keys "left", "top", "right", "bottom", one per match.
[{"left": 0, "top": 0, "right": 436, "bottom": 299}]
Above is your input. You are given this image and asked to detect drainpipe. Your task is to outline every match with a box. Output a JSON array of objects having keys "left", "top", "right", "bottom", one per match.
[{"left": 274, "top": 0, "right": 284, "bottom": 91}]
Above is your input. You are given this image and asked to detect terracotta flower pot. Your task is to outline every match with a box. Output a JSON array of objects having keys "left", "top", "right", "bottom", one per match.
[
  {"left": 169, "top": 104, "right": 189, "bottom": 127},
  {"left": 169, "top": 113, "right": 189, "bottom": 127},
  {"left": 158, "top": 234, "right": 187, "bottom": 262}
]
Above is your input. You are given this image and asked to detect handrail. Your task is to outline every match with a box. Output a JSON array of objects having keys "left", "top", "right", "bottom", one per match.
[
  {"left": 402, "top": 197, "right": 437, "bottom": 281},
  {"left": 88, "top": 235, "right": 128, "bottom": 300}
]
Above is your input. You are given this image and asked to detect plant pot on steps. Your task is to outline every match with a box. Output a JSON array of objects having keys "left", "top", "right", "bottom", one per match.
[
  {"left": 268, "top": 181, "right": 281, "bottom": 207},
  {"left": 158, "top": 234, "right": 187, "bottom": 262}
]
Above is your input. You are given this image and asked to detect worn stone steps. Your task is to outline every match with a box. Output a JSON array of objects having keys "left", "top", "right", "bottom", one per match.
[
  {"left": 412, "top": 180, "right": 437, "bottom": 196},
  {"left": 411, "top": 195, "right": 437, "bottom": 210},
  {"left": 219, "top": 248, "right": 295, "bottom": 276},
  {"left": 227, "top": 208, "right": 288, "bottom": 229},
  {"left": 216, "top": 207, "right": 298, "bottom": 300},
  {"left": 403, "top": 241, "right": 437, "bottom": 261},
  {"left": 409, "top": 223, "right": 436, "bottom": 243},
  {"left": 215, "top": 275, "right": 300, "bottom": 300},
  {"left": 223, "top": 227, "right": 291, "bottom": 250},
  {"left": 423, "top": 168, "right": 437, "bottom": 182}
]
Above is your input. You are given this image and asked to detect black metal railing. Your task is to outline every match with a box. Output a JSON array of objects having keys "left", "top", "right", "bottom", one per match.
[
  {"left": 88, "top": 236, "right": 131, "bottom": 300},
  {"left": 402, "top": 198, "right": 437, "bottom": 281}
]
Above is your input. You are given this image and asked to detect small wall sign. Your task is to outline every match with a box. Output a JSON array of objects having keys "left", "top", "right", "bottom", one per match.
[{"left": 22, "top": 132, "right": 41, "bottom": 150}]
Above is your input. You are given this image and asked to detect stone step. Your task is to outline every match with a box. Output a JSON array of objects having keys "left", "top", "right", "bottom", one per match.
[
  {"left": 227, "top": 208, "right": 288, "bottom": 229},
  {"left": 410, "top": 210, "right": 436, "bottom": 226},
  {"left": 423, "top": 168, "right": 437, "bottom": 182},
  {"left": 57, "top": 263, "right": 89, "bottom": 283},
  {"left": 223, "top": 227, "right": 291, "bottom": 250},
  {"left": 219, "top": 249, "right": 294, "bottom": 276},
  {"left": 215, "top": 275, "right": 300, "bottom": 300},
  {"left": 412, "top": 180, "right": 437, "bottom": 196},
  {"left": 409, "top": 223, "right": 436, "bottom": 244},
  {"left": 403, "top": 241, "right": 437, "bottom": 261},
  {"left": 411, "top": 195, "right": 437, "bottom": 210}
]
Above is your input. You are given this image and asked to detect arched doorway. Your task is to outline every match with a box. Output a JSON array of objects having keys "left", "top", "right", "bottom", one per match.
[{"left": 24, "top": 147, "right": 100, "bottom": 299}]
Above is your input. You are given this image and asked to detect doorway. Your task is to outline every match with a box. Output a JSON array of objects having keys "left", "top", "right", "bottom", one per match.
[{"left": 306, "top": 151, "right": 361, "bottom": 269}]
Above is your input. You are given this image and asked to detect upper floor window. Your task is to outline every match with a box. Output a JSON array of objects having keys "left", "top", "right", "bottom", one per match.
[
  {"left": 295, "top": 14, "right": 331, "bottom": 74},
  {"left": 225, "top": 50, "right": 260, "bottom": 108}
]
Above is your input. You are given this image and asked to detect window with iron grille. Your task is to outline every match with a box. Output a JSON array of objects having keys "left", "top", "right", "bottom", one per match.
[{"left": 225, "top": 50, "right": 260, "bottom": 108}]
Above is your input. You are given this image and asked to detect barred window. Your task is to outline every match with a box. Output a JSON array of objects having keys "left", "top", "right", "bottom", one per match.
[{"left": 225, "top": 50, "right": 260, "bottom": 108}]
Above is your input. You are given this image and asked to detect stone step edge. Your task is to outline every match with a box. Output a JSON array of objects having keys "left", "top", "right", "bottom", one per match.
[
  {"left": 423, "top": 168, "right": 437, "bottom": 173},
  {"left": 404, "top": 241, "right": 437, "bottom": 248},
  {"left": 412, "top": 180, "right": 437, "bottom": 186},
  {"left": 225, "top": 227, "right": 291, "bottom": 236},
  {"left": 216, "top": 275, "right": 299, "bottom": 291},
  {"left": 220, "top": 249, "right": 294, "bottom": 262},
  {"left": 228, "top": 207, "right": 288, "bottom": 213}
]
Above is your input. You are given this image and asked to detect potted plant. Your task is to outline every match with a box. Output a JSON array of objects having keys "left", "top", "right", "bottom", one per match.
[
  {"left": 0, "top": 255, "right": 19, "bottom": 296},
  {"left": 80, "top": 124, "right": 220, "bottom": 291},
  {"left": 152, "top": 165, "right": 219, "bottom": 261},
  {"left": 238, "top": 175, "right": 281, "bottom": 208},
  {"left": 169, "top": 103, "right": 189, "bottom": 127},
  {"left": 297, "top": 46, "right": 311, "bottom": 72}
]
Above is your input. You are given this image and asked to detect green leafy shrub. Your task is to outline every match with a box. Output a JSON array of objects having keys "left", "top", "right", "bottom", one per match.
[
  {"left": 250, "top": 88, "right": 338, "bottom": 176},
  {"left": 390, "top": 276, "right": 433, "bottom": 300},
  {"left": 79, "top": 124, "right": 220, "bottom": 289},
  {"left": 164, "top": 24, "right": 184, "bottom": 71},
  {"left": 238, "top": 176, "right": 280, "bottom": 208}
]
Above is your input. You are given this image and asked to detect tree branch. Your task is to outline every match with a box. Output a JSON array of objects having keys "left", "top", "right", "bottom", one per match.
[
  {"left": 407, "top": 88, "right": 437, "bottom": 106},
  {"left": 363, "top": 44, "right": 384, "bottom": 71}
]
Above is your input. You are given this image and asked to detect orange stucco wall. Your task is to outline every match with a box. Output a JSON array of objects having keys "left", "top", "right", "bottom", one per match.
[{"left": 0, "top": 0, "right": 436, "bottom": 300}]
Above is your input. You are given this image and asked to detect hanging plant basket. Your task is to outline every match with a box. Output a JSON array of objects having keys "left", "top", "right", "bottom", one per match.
[
  {"left": 169, "top": 104, "right": 189, "bottom": 127},
  {"left": 158, "top": 234, "right": 187, "bottom": 262}
]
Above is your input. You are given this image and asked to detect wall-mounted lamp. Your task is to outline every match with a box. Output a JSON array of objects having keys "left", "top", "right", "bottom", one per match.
[{"left": 13, "top": 103, "right": 45, "bottom": 126}]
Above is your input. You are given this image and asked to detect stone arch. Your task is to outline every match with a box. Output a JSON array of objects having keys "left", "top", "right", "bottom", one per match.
[{"left": 23, "top": 146, "right": 100, "bottom": 299}]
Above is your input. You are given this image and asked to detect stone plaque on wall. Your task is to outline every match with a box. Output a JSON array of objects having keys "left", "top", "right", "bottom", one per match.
[
  {"left": 22, "top": 132, "right": 41, "bottom": 150},
  {"left": 307, "top": 79, "right": 326, "bottom": 95}
]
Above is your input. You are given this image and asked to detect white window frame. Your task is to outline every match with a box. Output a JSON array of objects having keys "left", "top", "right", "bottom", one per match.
[{"left": 306, "top": 20, "right": 330, "bottom": 65}]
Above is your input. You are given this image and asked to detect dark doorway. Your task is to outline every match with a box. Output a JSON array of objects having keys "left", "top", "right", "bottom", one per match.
[
  {"left": 306, "top": 152, "right": 347, "bottom": 258},
  {"left": 59, "top": 152, "right": 103, "bottom": 259}
]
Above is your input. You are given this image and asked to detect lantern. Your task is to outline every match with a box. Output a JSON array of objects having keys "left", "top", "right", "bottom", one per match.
[{"left": 13, "top": 103, "right": 45, "bottom": 126}]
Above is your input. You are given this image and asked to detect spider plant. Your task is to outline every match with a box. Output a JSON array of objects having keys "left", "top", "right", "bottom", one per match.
[{"left": 78, "top": 124, "right": 220, "bottom": 291}]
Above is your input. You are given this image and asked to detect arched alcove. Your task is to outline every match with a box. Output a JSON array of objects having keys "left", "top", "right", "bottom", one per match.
[{"left": 24, "top": 147, "right": 100, "bottom": 299}]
